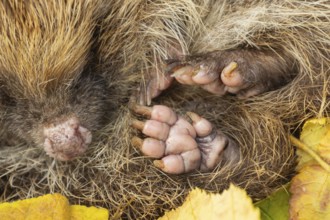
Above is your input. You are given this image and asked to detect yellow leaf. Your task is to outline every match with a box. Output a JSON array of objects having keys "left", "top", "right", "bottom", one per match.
[
  {"left": 0, "top": 194, "right": 109, "bottom": 220},
  {"left": 298, "top": 118, "right": 330, "bottom": 167},
  {"left": 300, "top": 118, "right": 330, "bottom": 147},
  {"left": 70, "top": 205, "right": 109, "bottom": 220},
  {"left": 289, "top": 118, "right": 330, "bottom": 220},
  {"left": 289, "top": 164, "right": 330, "bottom": 220},
  {"left": 0, "top": 194, "right": 70, "bottom": 220},
  {"left": 159, "top": 184, "right": 260, "bottom": 220}
]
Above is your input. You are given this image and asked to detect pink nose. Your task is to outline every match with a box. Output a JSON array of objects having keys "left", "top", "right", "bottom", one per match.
[{"left": 43, "top": 117, "right": 92, "bottom": 161}]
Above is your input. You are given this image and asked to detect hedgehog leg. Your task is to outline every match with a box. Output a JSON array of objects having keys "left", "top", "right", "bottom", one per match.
[
  {"left": 168, "top": 49, "right": 295, "bottom": 98},
  {"left": 131, "top": 104, "right": 239, "bottom": 174}
]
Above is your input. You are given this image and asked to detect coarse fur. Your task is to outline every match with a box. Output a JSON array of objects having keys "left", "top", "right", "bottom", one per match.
[
  {"left": 0, "top": 0, "right": 116, "bottom": 155},
  {"left": 1, "top": 0, "right": 330, "bottom": 219}
]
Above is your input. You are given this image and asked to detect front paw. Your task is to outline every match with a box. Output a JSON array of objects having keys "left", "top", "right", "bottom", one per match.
[{"left": 130, "top": 104, "right": 237, "bottom": 174}]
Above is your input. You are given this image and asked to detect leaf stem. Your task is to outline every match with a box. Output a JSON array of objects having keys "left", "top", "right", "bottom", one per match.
[{"left": 289, "top": 135, "right": 330, "bottom": 172}]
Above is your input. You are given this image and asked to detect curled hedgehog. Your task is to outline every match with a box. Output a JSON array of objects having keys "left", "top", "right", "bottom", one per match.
[{"left": 1, "top": 0, "right": 330, "bottom": 219}]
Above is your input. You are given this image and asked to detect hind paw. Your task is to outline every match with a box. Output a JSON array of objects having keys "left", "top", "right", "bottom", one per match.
[
  {"left": 131, "top": 104, "right": 238, "bottom": 174},
  {"left": 167, "top": 49, "right": 294, "bottom": 98}
]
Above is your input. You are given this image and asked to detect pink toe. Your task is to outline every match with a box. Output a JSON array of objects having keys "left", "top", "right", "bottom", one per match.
[
  {"left": 221, "top": 68, "right": 244, "bottom": 87},
  {"left": 175, "top": 74, "right": 196, "bottom": 85},
  {"left": 201, "top": 80, "right": 226, "bottom": 95},
  {"left": 169, "top": 117, "right": 196, "bottom": 137},
  {"left": 161, "top": 155, "right": 185, "bottom": 174},
  {"left": 165, "top": 134, "right": 198, "bottom": 155},
  {"left": 224, "top": 86, "right": 242, "bottom": 94},
  {"left": 151, "top": 105, "right": 178, "bottom": 125},
  {"left": 193, "top": 119, "right": 213, "bottom": 137},
  {"left": 143, "top": 120, "right": 170, "bottom": 141},
  {"left": 181, "top": 148, "right": 202, "bottom": 172},
  {"left": 141, "top": 138, "right": 166, "bottom": 158},
  {"left": 192, "top": 68, "right": 218, "bottom": 85}
]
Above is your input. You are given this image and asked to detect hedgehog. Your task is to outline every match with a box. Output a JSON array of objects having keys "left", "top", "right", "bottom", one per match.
[
  {"left": 1, "top": 0, "right": 330, "bottom": 219},
  {"left": 0, "top": 0, "right": 115, "bottom": 161}
]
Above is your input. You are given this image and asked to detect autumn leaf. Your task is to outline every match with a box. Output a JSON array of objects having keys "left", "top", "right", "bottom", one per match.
[
  {"left": 0, "top": 193, "right": 109, "bottom": 220},
  {"left": 0, "top": 194, "right": 70, "bottom": 220},
  {"left": 290, "top": 164, "right": 330, "bottom": 220},
  {"left": 296, "top": 118, "right": 330, "bottom": 169},
  {"left": 70, "top": 205, "right": 109, "bottom": 220},
  {"left": 158, "top": 184, "right": 260, "bottom": 220},
  {"left": 289, "top": 117, "right": 330, "bottom": 220}
]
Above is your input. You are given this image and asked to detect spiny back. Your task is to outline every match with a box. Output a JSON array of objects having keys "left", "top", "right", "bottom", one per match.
[
  {"left": 97, "top": 0, "right": 210, "bottom": 76},
  {"left": 192, "top": 0, "right": 330, "bottom": 81},
  {"left": 0, "top": 0, "right": 101, "bottom": 99}
]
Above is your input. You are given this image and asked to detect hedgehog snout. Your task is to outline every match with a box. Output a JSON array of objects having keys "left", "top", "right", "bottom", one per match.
[{"left": 43, "top": 116, "right": 92, "bottom": 161}]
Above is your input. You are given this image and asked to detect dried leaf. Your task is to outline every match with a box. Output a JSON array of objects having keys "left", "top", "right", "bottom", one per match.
[
  {"left": 289, "top": 118, "right": 330, "bottom": 220},
  {"left": 298, "top": 118, "right": 330, "bottom": 168},
  {"left": 159, "top": 184, "right": 260, "bottom": 220},
  {"left": 290, "top": 164, "right": 330, "bottom": 220}
]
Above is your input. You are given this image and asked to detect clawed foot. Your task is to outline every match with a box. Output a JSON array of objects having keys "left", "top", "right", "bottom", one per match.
[
  {"left": 169, "top": 60, "right": 246, "bottom": 96},
  {"left": 167, "top": 49, "right": 293, "bottom": 98},
  {"left": 130, "top": 104, "right": 238, "bottom": 174},
  {"left": 137, "top": 49, "right": 293, "bottom": 103}
]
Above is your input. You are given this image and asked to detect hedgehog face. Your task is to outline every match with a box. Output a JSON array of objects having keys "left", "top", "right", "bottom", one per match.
[
  {"left": 1, "top": 72, "right": 109, "bottom": 161},
  {"left": 0, "top": 0, "right": 106, "bottom": 160}
]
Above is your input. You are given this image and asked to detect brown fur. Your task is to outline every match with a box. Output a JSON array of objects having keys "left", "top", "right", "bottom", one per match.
[
  {"left": 0, "top": 1, "right": 98, "bottom": 97},
  {"left": 0, "top": 0, "right": 114, "bottom": 150},
  {"left": 1, "top": 0, "right": 330, "bottom": 219}
]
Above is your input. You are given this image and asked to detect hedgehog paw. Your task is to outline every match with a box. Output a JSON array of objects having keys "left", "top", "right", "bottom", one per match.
[
  {"left": 166, "top": 49, "right": 292, "bottom": 98},
  {"left": 130, "top": 104, "right": 238, "bottom": 174}
]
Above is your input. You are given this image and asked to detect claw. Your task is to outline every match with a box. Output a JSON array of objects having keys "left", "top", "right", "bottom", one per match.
[
  {"left": 131, "top": 136, "right": 143, "bottom": 150},
  {"left": 222, "top": 62, "right": 238, "bottom": 78},
  {"left": 145, "top": 87, "right": 152, "bottom": 106},
  {"left": 131, "top": 119, "right": 145, "bottom": 131},
  {"left": 132, "top": 104, "right": 152, "bottom": 118},
  {"left": 170, "top": 65, "right": 194, "bottom": 77},
  {"left": 153, "top": 160, "right": 165, "bottom": 169},
  {"left": 186, "top": 111, "right": 202, "bottom": 124},
  {"left": 165, "top": 61, "right": 185, "bottom": 74},
  {"left": 221, "top": 62, "right": 244, "bottom": 87},
  {"left": 141, "top": 80, "right": 151, "bottom": 106},
  {"left": 186, "top": 111, "right": 213, "bottom": 137},
  {"left": 128, "top": 89, "right": 139, "bottom": 109}
]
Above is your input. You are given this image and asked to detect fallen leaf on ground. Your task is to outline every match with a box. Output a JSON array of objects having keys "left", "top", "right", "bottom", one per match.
[
  {"left": 0, "top": 193, "right": 109, "bottom": 220},
  {"left": 70, "top": 205, "right": 109, "bottom": 220},
  {"left": 290, "top": 118, "right": 330, "bottom": 220},
  {"left": 159, "top": 184, "right": 260, "bottom": 220},
  {"left": 0, "top": 194, "right": 70, "bottom": 220},
  {"left": 290, "top": 164, "right": 330, "bottom": 220},
  {"left": 298, "top": 118, "right": 330, "bottom": 168}
]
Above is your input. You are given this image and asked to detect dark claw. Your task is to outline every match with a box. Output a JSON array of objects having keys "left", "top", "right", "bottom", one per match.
[
  {"left": 164, "top": 60, "right": 187, "bottom": 74},
  {"left": 132, "top": 104, "right": 152, "bottom": 118},
  {"left": 131, "top": 136, "right": 143, "bottom": 150},
  {"left": 131, "top": 119, "right": 145, "bottom": 131}
]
